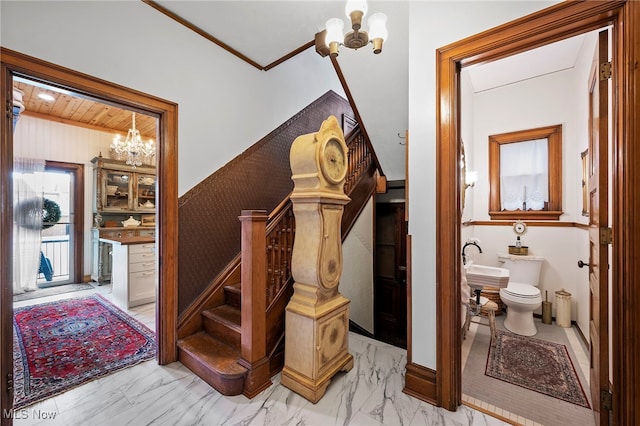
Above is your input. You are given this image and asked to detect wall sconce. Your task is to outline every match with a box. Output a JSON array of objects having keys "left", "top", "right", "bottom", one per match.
[{"left": 465, "top": 171, "right": 478, "bottom": 190}]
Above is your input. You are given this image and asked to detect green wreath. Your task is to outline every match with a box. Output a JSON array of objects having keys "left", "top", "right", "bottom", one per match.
[
  {"left": 42, "top": 198, "right": 61, "bottom": 229},
  {"left": 14, "top": 197, "right": 61, "bottom": 230}
]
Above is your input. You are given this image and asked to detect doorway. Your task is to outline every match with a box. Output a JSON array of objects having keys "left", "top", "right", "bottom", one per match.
[
  {"left": 1, "top": 49, "right": 179, "bottom": 419},
  {"left": 456, "top": 29, "right": 606, "bottom": 424},
  {"left": 375, "top": 200, "right": 407, "bottom": 349},
  {"left": 432, "top": 2, "right": 640, "bottom": 424},
  {"left": 38, "top": 163, "right": 83, "bottom": 287}
]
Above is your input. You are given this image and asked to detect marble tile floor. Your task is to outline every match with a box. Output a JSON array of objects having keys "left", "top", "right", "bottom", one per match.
[{"left": 11, "top": 286, "right": 509, "bottom": 426}]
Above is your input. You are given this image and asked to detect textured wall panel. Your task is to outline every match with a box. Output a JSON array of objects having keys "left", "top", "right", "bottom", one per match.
[{"left": 178, "top": 91, "right": 354, "bottom": 314}]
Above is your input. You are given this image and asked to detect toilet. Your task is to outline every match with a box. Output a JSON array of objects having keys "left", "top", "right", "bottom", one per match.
[{"left": 498, "top": 253, "right": 544, "bottom": 336}]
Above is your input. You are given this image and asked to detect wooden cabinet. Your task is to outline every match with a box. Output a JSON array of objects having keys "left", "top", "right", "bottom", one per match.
[
  {"left": 91, "top": 228, "right": 154, "bottom": 284},
  {"left": 110, "top": 241, "right": 156, "bottom": 309},
  {"left": 91, "top": 156, "right": 155, "bottom": 214},
  {"left": 91, "top": 157, "right": 156, "bottom": 283}
]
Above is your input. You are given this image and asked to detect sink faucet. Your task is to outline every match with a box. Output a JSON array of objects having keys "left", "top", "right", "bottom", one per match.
[{"left": 462, "top": 241, "right": 482, "bottom": 265}]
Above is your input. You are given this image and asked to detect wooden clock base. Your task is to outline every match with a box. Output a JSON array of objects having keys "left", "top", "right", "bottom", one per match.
[{"left": 281, "top": 289, "right": 354, "bottom": 403}]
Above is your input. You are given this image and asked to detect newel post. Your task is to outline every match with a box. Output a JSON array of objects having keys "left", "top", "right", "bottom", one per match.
[{"left": 238, "top": 209, "right": 272, "bottom": 397}]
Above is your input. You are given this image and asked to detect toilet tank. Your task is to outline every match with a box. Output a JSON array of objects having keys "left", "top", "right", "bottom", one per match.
[{"left": 497, "top": 253, "right": 544, "bottom": 286}]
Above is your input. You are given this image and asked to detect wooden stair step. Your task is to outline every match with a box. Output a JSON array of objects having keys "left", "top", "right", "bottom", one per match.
[
  {"left": 202, "top": 305, "right": 241, "bottom": 349},
  {"left": 177, "top": 331, "right": 247, "bottom": 395},
  {"left": 223, "top": 282, "right": 241, "bottom": 308}
]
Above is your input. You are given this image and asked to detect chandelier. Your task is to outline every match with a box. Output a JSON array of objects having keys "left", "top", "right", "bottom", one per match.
[
  {"left": 315, "top": 0, "right": 388, "bottom": 57},
  {"left": 111, "top": 113, "right": 155, "bottom": 167}
]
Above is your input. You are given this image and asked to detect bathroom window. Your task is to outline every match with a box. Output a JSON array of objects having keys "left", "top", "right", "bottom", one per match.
[{"left": 488, "top": 125, "right": 563, "bottom": 220}]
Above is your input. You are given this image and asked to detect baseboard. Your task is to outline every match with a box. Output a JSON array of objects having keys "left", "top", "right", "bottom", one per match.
[
  {"left": 403, "top": 362, "right": 437, "bottom": 405},
  {"left": 348, "top": 320, "right": 374, "bottom": 339}
]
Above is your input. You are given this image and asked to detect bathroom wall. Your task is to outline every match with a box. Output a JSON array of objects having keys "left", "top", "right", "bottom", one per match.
[{"left": 460, "top": 32, "right": 598, "bottom": 336}]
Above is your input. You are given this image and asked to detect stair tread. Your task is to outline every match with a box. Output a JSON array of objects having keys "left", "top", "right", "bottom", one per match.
[
  {"left": 203, "top": 305, "right": 241, "bottom": 330},
  {"left": 177, "top": 332, "right": 247, "bottom": 377},
  {"left": 224, "top": 282, "right": 241, "bottom": 294}
]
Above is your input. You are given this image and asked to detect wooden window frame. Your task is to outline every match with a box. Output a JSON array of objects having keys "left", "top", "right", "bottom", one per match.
[{"left": 488, "top": 124, "right": 563, "bottom": 220}]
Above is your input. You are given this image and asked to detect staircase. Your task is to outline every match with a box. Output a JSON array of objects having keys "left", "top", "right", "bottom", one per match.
[
  {"left": 175, "top": 94, "right": 382, "bottom": 398},
  {"left": 177, "top": 283, "right": 247, "bottom": 395}
]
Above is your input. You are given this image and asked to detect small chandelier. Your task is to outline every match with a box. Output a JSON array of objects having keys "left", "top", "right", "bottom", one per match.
[
  {"left": 315, "top": 0, "right": 388, "bottom": 57},
  {"left": 111, "top": 113, "right": 155, "bottom": 167}
]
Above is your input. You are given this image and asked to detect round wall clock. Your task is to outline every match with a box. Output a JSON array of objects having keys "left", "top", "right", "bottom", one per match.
[
  {"left": 513, "top": 220, "right": 528, "bottom": 236},
  {"left": 320, "top": 138, "right": 347, "bottom": 185}
]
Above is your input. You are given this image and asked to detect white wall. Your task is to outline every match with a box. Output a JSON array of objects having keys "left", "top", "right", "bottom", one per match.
[
  {"left": 0, "top": 1, "right": 345, "bottom": 197},
  {"left": 13, "top": 115, "right": 113, "bottom": 277},
  {"left": 407, "top": 1, "right": 560, "bottom": 369},
  {"left": 341, "top": 197, "right": 374, "bottom": 333}
]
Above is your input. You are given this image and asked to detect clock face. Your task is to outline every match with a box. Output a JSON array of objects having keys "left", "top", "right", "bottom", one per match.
[
  {"left": 513, "top": 221, "right": 527, "bottom": 235},
  {"left": 320, "top": 138, "right": 347, "bottom": 185}
]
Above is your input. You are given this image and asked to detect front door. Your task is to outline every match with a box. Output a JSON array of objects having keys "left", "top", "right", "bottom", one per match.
[{"left": 586, "top": 29, "right": 610, "bottom": 426}]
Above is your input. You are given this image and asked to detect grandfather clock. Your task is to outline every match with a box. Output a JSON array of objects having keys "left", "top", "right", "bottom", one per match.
[{"left": 281, "top": 115, "right": 353, "bottom": 403}]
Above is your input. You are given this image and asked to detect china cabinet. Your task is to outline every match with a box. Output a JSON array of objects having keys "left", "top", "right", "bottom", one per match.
[
  {"left": 91, "top": 156, "right": 156, "bottom": 283},
  {"left": 91, "top": 156, "right": 156, "bottom": 213}
]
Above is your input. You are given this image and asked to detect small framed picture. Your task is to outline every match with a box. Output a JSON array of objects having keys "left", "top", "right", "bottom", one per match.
[{"left": 141, "top": 214, "right": 156, "bottom": 226}]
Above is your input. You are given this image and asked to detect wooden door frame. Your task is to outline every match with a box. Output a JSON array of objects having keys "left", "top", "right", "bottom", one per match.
[
  {"left": 428, "top": 1, "right": 639, "bottom": 423},
  {"left": 44, "top": 160, "right": 85, "bottom": 285},
  {"left": 1, "top": 49, "right": 179, "bottom": 421}
]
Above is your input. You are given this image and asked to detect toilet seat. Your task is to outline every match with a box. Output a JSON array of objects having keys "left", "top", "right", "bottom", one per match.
[{"left": 501, "top": 282, "right": 540, "bottom": 299}]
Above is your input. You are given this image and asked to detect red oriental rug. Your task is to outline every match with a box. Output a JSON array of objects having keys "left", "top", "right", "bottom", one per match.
[
  {"left": 13, "top": 294, "right": 156, "bottom": 409},
  {"left": 485, "top": 330, "right": 590, "bottom": 408}
]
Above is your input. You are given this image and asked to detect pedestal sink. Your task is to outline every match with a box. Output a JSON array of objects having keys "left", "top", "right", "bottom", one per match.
[{"left": 464, "top": 262, "right": 509, "bottom": 289}]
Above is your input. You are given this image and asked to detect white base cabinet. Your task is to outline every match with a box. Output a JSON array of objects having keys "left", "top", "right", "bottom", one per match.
[{"left": 110, "top": 241, "right": 156, "bottom": 309}]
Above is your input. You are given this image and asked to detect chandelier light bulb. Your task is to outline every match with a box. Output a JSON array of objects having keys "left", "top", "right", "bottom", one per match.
[
  {"left": 325, "top": 18, "right": 345, "bottom": 57},
  {"left": 345, "top": 0, "right": 368, "bottom": 30},
  {"left": 368, "top": 13, "right": 388, "bottom": 54}
]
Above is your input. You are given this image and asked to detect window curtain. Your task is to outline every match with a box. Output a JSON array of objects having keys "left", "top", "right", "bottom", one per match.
[
  {"left": 500, "top": 139, "right": 548, "bottom": 211},
  {"left": 13, "top": 158, "right": 45, "bottom": 294}
]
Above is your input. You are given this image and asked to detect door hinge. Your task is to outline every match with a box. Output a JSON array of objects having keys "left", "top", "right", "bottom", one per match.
[
  {"left": 600, "top": 61, "right": 612, "bottom": 80},
  {"left": 601, "top": 389, "right": 613, "bottom": 411},
  {"left": 600, "top": 227, "right": 613, "bottom": 244}
]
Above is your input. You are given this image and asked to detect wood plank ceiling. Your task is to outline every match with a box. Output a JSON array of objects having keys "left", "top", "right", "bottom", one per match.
[{"left": 14, "top": 80, "right": 157, "bottom": 139}]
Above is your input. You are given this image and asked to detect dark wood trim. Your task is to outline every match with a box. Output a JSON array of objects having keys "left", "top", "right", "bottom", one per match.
[
  {"left": 403, "top": 362, "right": 437, "bottom": 406},
  {"left": 44, "top": 161, "right": 84, "bottom": 284},
  {"left": 436, "top": 1, "right": 640, "bottom": 423},
  {"left": 1, "top": 55, "right": 15, "bottom": 426},
  {"left": 488, "top": 124, "right": 563, "bottom": 220},
  {"left": 263, "top": 41, "right": 315, "bottom": 71},
  {"left": 461, "top": 401, "right": 516, "bottom": 425},
  {"left": 330, "top": 56, "right": 385, "bottom": 177},
  {"left": 613, "top": 2, "right": 640, "bottom": 423},
  {"left": 142, "top": 0, "right": 315, "bottom": 73},
  {"left": 405, "top": 234, "right": 412, "bottom": 361},
  {"left": 0, "top": 49, "right": 179, "bottom": 375},
  {"left": 464, "top": 220, "right": 589, "bottom": 229}
]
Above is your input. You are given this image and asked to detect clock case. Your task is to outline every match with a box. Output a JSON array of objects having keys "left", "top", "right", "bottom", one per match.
[{"left": 281, "top": 116, "right": 354, "bottom": 403}]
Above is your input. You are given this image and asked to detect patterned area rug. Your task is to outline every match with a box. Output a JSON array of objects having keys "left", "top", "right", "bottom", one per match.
[
  {"left": 13, "top": 294, "right": 156, "bottom": 409},
  {"left": 485, "top": 330, "right": 590, "bottom": 408}
]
